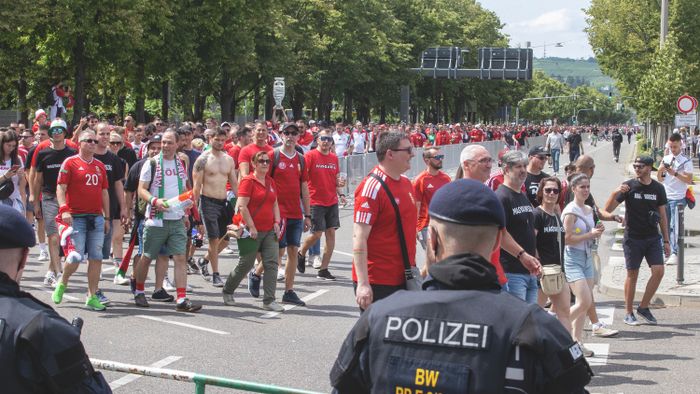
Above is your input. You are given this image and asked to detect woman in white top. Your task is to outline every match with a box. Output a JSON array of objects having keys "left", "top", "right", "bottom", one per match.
[
  {"left": 0, "top": 130, "right": 26, "bottom": 214},
  {"left": 562, "top": 173, "right": 604, "bottom": 356}
]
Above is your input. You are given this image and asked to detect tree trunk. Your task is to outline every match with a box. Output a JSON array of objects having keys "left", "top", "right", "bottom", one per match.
[
  {"left": 117, "top": 96, "right": 125, "bottom": 122},
  {"left": 17, "top": 77, "right": 28, "bottom": 126},
  {"left": 318, "top": 85, "right": 332, "bottom": 122},
  {"left": 290, "top": 86, "right": 305, "bottom": 120},
  {"left": 219, "top": 71, "right": 234, "bottom": 122},
  {"left": 193, "top": 88, "right": 205, "bottom": 121},
  {"left": 379, "top": 104, "right": 386, "bottom": 124},
  {"left": 181, "top": 90, "right": 194, "bottom": 121},
  {"left": 161, "top": 80, "right": 169, "bottom": 121},
  {"left": 343, "top": 89, "right": 353, "bottom": 123},
  {"left": 264, "top": 81, "right": 274, "bottom": 120},
  {"left": 134, "top": 60, "right": 146, "bottom": 123},
  {"left": 71, "top": 36, "right": 87, "bottom": 126},
  {"left": 253, "top": 84, "right": 261, "bottom": 120}
]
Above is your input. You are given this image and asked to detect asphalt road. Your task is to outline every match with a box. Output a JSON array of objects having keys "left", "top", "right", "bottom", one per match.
[{"left": 17, "top": 135, "right": 700, "bottom": 393}]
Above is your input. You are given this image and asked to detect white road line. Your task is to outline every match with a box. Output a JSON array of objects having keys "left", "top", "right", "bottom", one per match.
[
  {"left": 25, "top": 284, "right": 80, "bottom": 301},
  {"left": 102, "top": 266, "right": 116, "bottom": 273},
  {"left": 333, "top": 250, "right": 353, "bottom": 258},
  {"left": 135, "top": 315, "right": 230, "bottom": 335},
  {"left": 109, "top": 355, "right": 181, "bottom": 390},
  {"left": 261, "top": 289, "right": 329, "bottom": 319},
  {"left": 585, "top": 343, "right": 610, "bottom": 366}
]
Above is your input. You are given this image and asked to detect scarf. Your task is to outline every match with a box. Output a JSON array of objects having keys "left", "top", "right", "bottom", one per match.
[{"left": 150, "top": 152, "right": 185, "bottom": 220}]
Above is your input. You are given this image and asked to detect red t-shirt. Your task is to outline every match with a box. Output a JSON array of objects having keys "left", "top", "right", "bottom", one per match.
[
  {"left": 435, "top": 131, "right": 450, "bottom": 146},
  {"left": 352, "top": 166, "right": 417, "bottom": 286},
  {"left": 470, "top": 129, "right": 484, "bottom": 142},
  {"left": 57, "top": 155, "right": 108, "bottom": 215},
  {"left": 226, "top": 144, "right": 243, "bottom": 170},
  {"left": 238, "top": 143, "right": 274, "bottom": 175},
  {"left": 450, "top": 131, "right": 462, "bottom": 144},
  {"left": 412, "top": 170, "right": 451, "bottom": 230},
  {"left": 298, "top": 130, "right": 314, "bottom": 148},
  {"left": 304, "top": 149, "right": 339, "bottom": 206},
  {"left": 18, "top": 145, "right": 29, "bottom": 164},
  {"left": 272, "top": 151, "right": 308, "bottom": 219},
  {"left": 490, "top": 238, "right": 508, "bottom": 285},
  {"left": 31, "top": 139, "right": 79, "bottom": 168},
  {"left": 237, "top": 174, "right": 278, "bottom": 232},
  {"left": 409, "top": 133, "right": 425, "bottom": 147}
]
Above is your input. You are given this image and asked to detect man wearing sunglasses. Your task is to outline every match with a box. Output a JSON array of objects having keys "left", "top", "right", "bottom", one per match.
[
  {"left": 413, "top": 147, "right": 450, "bottom": 251},
  {"left": 525, "top": 146, "right": 551, "bottom": 207}
]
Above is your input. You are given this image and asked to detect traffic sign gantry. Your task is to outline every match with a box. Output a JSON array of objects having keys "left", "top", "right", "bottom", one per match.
[{"left": 677, "top": 94, "right": 697, "bottom": 114}]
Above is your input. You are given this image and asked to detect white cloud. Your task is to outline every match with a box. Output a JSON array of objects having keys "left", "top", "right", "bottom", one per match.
[{"left": 516, "top": 9, "right": 571, "bottom": 32}]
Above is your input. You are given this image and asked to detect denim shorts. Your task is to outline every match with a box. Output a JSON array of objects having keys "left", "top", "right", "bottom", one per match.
[
  {"left": 564, "top": 247, "right": 594, "bottom": 282},
  {"left": 504, "top": 273, "right": 538, "bottom": 304},
  {"left": 70, "top": 215, "right": 105, "bottom": 263},
  {"left": 279, "top": 218, "right": 303, "bottom": 248}
]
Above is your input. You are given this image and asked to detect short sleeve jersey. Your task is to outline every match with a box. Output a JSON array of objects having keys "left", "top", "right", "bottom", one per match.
[
  {"left": 272, "top": 151, "right": 308, "bottom": 219},
  {"left": 304, "top": 149, "right": 339, "bottom": 207},
  {"left": 661, "top": 153, "right": 693, "bottom": 200},
  {"left": 35, "top": 146, "right": 77, "bottom": 194},
  {"left": 616, "top": 179, "right": 668, "bottom": 238},
  {"left": 412, "top": 170, "right": 451, "bottom": 230},
  {"left": 238, "top": 144, "right": 274, "bottom": 175},
  {"left": 226, "top": 144, "right": 242, "bottom": 170},
  {"left": 533, "top": 207, "right": 564, "bottom": 267},
  {"left": 352, "top": 166, "right": 417, "bottom": 286},
  {"left": 57, "top": 156, "right": 108, "bottom": 215},
  {"left": 237, "top": 174, "right": 278, "bottom": 232},
  {"left": 496, "top": 184, "right": 536, "bottom": 275},
  {"left": 30, "top": 139, "right": 79, "bottom": 168}
]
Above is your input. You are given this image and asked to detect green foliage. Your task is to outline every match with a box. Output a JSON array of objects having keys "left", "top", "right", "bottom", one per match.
[{"left": 534, "top": 58, "right": 615, "bottom": 89}]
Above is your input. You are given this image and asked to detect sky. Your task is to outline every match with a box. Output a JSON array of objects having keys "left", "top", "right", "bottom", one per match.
[{"left": 477, "top": 0, "right": 594, "bottom": 59}]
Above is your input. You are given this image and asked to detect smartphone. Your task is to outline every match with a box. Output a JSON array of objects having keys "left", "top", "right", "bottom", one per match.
[{"left": 11, "top": 164, "right": 20, "bottom": 171}]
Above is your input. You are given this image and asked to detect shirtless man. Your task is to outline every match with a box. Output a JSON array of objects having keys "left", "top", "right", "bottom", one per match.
[{"left": 193, "top": 127, "right": 238, "bottom": 287}]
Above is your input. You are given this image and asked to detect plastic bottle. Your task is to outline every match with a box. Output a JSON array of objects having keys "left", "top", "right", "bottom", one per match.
[{"left": 163, "top": 190, "right": 194, "bottom": 215}]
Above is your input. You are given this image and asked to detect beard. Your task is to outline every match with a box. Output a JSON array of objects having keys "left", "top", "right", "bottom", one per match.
[{"left": 429, "top": 162, "right": 443, "bottom": 170}]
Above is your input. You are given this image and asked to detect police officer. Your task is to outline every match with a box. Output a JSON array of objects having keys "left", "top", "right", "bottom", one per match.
[
  {"left": 0, "top": 205, "right": 111, "bottom": 393},
  {"left": 330, "top": 179, "right": 592, "bottom": 393}
]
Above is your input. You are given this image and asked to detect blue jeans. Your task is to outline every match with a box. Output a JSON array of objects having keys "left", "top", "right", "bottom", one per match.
[
  {"left": 550, "top": 148, "right": 561, "bottom": 173},
  {"left": 666, "top": 198, "right": 687, "bottom": 255},
  {"left": 504, "top": 273, "right": 538, "bottom": 304},
  {"left": 71, "top": 215, "right": 105, "bottom": 262},
  {"left": 310, "top": 238, "right": 321, "bottom": 256}
]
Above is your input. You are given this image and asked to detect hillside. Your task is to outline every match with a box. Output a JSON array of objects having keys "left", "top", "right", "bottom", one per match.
[{"left": 534, "top": 57, "right": 615, "bottom": 90}]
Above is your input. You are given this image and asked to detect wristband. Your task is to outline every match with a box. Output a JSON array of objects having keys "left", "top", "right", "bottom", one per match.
[
  {"left": 516, "top": 250, "right": 526, "bottom": 259},
  {"left": 150, "top": 197, "right": 158, "bottom": 206},
  {"left": 663, "top": 241, "right": 670, "bottom": 244},
  {"left": 304, "top": 215, "right": 312, "bottom": 219},
  {"left": 338, "top": 194, "right": 346, "bottom": 197}
]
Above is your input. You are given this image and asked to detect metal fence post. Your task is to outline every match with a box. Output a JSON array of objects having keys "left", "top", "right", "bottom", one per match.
[{"left": 677, "top": 204, "right": 685, "bottom": 284}]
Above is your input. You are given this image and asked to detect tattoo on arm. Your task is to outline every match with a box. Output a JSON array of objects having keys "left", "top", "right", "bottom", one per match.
[{"left": 194, "top": 154, "right": 208, "bottom": 172}]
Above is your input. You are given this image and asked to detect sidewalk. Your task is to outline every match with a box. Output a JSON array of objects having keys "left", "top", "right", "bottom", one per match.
[{"left": 598, "top": 153, "right": 700, "bottom": 307}]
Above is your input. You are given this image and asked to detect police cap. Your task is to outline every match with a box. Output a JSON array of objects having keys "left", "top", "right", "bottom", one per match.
[
  {"left": 428, "top": 179, "right": 505, "bottom": 228},
  {"left": 0, "top": 205, "right": 36, "bottom": 249}
]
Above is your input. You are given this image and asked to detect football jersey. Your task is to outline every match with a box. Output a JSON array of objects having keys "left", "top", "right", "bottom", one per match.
[
  {"left": 413, "top": 170, "right": 451, "bottom": 230},
  {"left": 57, "top": 155, "right": 108, "bottom": 215},
  {"left": 304, "top": 149, "right": 339, "bottom": 207},
  {"left": 272, "top": 151, "right": 308, "bottom": 219}
]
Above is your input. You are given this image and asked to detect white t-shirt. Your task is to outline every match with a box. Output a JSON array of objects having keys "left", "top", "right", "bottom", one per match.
[
  {"left": 139, "top": 158, "right": 188, "bottom": 220},
  {"left": 562, "top": 202, "right": 595, "bottom": 251},
  {"left": 333, "top": 132, "right": 350, "bottom": 157},
  {"left": 661, "top": 153, "right": 693, "bottom": 200},
  {"left": 0, "top": 158, "right": 23, "bottom": 201},
  {"left": 352, "top": 130, "right": 365, "bottom": 154}
]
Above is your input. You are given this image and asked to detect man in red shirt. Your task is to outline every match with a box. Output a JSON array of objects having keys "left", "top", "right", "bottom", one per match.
[
  {"left": 470, "top": 126, "right": 485, "bottom": 143},
  {"left": 296, "top": 119, "right": 315, "bottom": 152},
  {"left": 408, "top": 126, "right": 425, "bottom": 148},
  {"left": 226, "top": 126, "right": 252, "bottom": 179},
  {"left": 296, "top": 129, "right": 346, "bottom": 280},
  {"left": 52, "top": 130, "right": 110, "bottom": 311},
  {"left": 353, "top": 132, "right": 418, "bottom": 310},
  {"left": 435, "top": 126, "right": 450, "bottom": 146},
  {"left": 238, "top": 121, "right": 274, "bottom": 177},
  {"left": 413, "top": 147, "right": 451, "bottom": 251}
]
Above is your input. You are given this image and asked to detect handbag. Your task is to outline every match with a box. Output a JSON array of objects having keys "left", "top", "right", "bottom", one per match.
[
  {"left": 369, "top": 173, "right": 423, "bottom": 291},
  {"left": 0, "top": 177, "right": 15, "bottom": 200},
  {"left": 540, "top": 213, "right": 565, "bottom": 295}
]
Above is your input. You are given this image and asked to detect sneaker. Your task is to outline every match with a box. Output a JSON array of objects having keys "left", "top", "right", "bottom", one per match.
[
  {"left": 578, "top": 342, "right": 594, "bottom": 357},
  {"left": 95, "top": 289, "right": 110, "bottom": 305},
  {"left": 307, "top": 254, "right": 317, "bottom": 267},
  {"left": 38, "top": 249, "right": 49, "bottom": 261},
  {"left": 212, "top": 272, "right": 224, "bottom": 288},
  {"left": 134, "top": 293, "right": 150, "bottom": 307},
  {"left": 277, "top": 272, "right": 285, "bottom": 282},
  {"left": 176, "top": 298, "right": 202, "bottom": 312},
  {"left": 624, "top": 313, "right": 640, "bottom": 326},
  {"left": 221, "top": 247, "right": 234, "bottom": 255},
  {"left": 186, "top": 257, "right": 200, "bottom": 274},
  {"left": 297, "top": 252, "right": 306, "bottom": 273},
  {"left": 186, "top": 283, "right": 194, "bottom": 293},
  {"left": 282, "top": 290, "right": 306, "bottom": 306},
  {"left": 262, "top": 301, "right": 284, "bottom": 312},
  {"left": 152, "top": 288, "right": 174, "bottom": 302},
  {"left": 113, "top": 272, "right": 130, "bottom": 286},
  {"left": 52, "top": 282, "right": 66, "bottom": 304},
  {"left": 636, "top": 307, "right": 658, "bottom": 325},
  {"left": 592, "top": 322, "right": 619, "bottom": 337},
  {"left": 85, "top": 295, "right": 107, "bottom": 311},
  {"left": 665, "top": 253, "right": 678, "bottom": 265},
  {"left": 163, "top": 277, "right": 176, "bottom": 291},
  {"left": 43, "top": 271, "right": 57, "bottom": 288},
  {"left": 316, "top": 268, "right": 336, "bottom": 281},
  {"left": 198, "top": 258, "right": 211, "bottom": 280},
  {"left": 247, "top": 271, "right": 261, "bottom": 298},
  {"left": 312, "top": 255, "right": 322, "bottom": 269},
  {"left": 222, "top": 292, "right": 236, "bottom": 306}
]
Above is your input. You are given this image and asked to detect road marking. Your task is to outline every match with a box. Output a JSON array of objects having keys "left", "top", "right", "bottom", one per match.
[
  {"left": 25, "top": 284, "right": 79, "bottom": 301},
  {"left": 585, "top": 343, "right": 610, "bottom": 366},
  {"left": 102, "top": 266, "right": 116, "bottom": 273},
  {"left": 109, "top": 355, "right": 181, "bottom": 390},
  {"left": 135, "top": 315, "right": 230, "bottom": 335},
  {"left": 261, "top": 289, "right": 329, "bottom": 319},
  {"left": 333, "top": 250, "right": 353, "bottom": 258}
]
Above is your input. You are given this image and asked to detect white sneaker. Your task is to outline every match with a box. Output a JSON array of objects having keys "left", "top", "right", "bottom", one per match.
[
  {"left": 43, "top": 271, "right": 57, "bottom": 288},
  {"left": 221, "top": 247, "right": 235, "bottom": 255},
  {"left": 38, "top": 249, "right": 49, "bottom": 261},
  {"left": 262, "top": 301, "right": 285, "bottom": 312},
  {"left": 592, "top": 322, "right": 619, "bottom": 337},
  {"left": 277, "top": 272, "right": 285, "bottom": 281},
  {"left": 113, "top": 273, "right": 130, "bottom": 286},
  {"left": 307, "top": 254, "right": 316, "bottom": 267},
  {"left": 665, "top": 253, "right": 678, "bottom": 265},
  {"left": 312, "top": 255, "right": 322, "bottom": 269},
  {"left": 163, "top": 277, "right": 176, "bottom": 291}
]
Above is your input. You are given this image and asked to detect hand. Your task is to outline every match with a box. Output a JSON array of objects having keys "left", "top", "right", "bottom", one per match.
[
  {"left": 120, "top": 208, "right": 128, "bottom": 226},
  {"left": 154, "top": 198, "right": 169, "bottom": 212},
  {"left": 617, "top": 183, "right": 630, "bottom": 194},
  {"left": 663, "top": 242, "right": 671, "bottom": 258},
  {"left": 248, "top": 227, "right": 258, "bottom": 240},
  {"left": 197, "top": 224, "right": 204, "bottom": 234},
  {"left": 5, "top": 168, "right": 18, "bottom": 178},
  {"left": 591, "top": 225, "right": 604, "bottom": 238},
  {"left": 184, "top": 216, "right": 190, "bottom": 229},
  {"left": 303, "top": 217, "right": 312, "bottom": 232},
  {"left": 339, "top": 195, "right": 347, "bottom": 207},
  {"left": 61, "top": 211, "right": 72, "bottom": 227},
  {"left": 614, "top": 214, "right": 623, "bottom": 223},
  {"left": 122, "top": 217, "right": 132, "bottom": 232},
  {"left": 355, "top": 282, "right": 373, "bottom": 310},
  {"left": 519, "top": 252, "right": 541, "bottom": 276},
  {"left": 226, "top": 224, "right": 242, "bottom": 239},
  {"left": 104, "top": 218, "right": 111, "bottom": 234},
  {"left": 337, "top": 178, "right": 347, "bottom": 188},
  {"left": 273, "top": 222, "right": 281, "bottom": 239}
]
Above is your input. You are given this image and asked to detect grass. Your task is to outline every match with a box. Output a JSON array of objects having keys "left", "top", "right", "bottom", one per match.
[{"left": 534, "top": 57, "right": 615, "bottom": 89}]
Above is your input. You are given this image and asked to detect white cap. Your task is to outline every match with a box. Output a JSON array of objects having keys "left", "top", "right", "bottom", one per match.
[
  {"left": 49, "top": 118, "right": 67, "bottom": 132},
  {"left": 35, "top": 109, "right": 46, "bottom": 120}
]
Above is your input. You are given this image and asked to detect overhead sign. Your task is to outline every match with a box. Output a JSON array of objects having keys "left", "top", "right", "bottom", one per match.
[
  {"left": 677, "top": 95, "right": 697, "bottom": 114},
  {"left": 675, "top": 114, "right": 697, "bottom": 127}
]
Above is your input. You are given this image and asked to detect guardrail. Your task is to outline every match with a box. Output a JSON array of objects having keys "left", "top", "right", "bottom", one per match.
[{"left": 91, "top": 358, "right": 324, "bottom": 394}]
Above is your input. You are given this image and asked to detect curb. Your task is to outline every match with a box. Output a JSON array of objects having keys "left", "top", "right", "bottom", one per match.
[{"left": 598, "top": 279, "right": 700, "bottom": 308}]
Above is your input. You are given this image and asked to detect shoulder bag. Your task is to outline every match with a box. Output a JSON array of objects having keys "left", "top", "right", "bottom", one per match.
[{"left": 540, "top": 212, "right": 565, "bottom": 296}]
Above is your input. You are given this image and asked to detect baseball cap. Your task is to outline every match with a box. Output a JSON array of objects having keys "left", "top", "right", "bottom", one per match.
[
  {"left": 34, "top": 109, "right": 46, "bottom": 120},
  {"left": 634, "top": 155, "right": 655, "bottom": 168},
  {"left": 0, "top": 205, "right": 36, "bottom": 248},
  {"left": 147, "top": 134, "right": 163, "bottom": 146},
  {"left": 429, "top": 179, "right": 505, "bottom": 228},
  {"left": 528, "top": 145, "right": 550, "bottom": 156},
  {"left": 48, "top": 119, "right": 67, "bottom": 135},
  {"left": 220, "top": 122, "right": 231, "bottom": 128},
  {"left": 282, "top": 123, "right": 299, "bottom": 133}
]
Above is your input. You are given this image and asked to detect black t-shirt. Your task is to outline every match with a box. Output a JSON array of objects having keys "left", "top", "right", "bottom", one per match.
[
  {"left": 35, "top": 147, "right": 77, "bottom": 194},
  {"left": 25, "top": 145, "right": 37, "bottom": 170},
  {"left": 525, "top": 171, "right": 549, "bottom": 207},
  {"left": 125, "top": 158, "right": 150, "bottom": 220},
  {"left": 496, "top": 185, "right": 536, "bottom": 274},
  {"left": 568, "top": 134, "right": 582, "bottom": 150},
  {"left": 612, "top": 132, "right": 623, "bottom": 144},
  {"left": 616, "top": 179, "right": 668, "bottom": 238},
  {"left": 504, "top": 131, "right": 514, "bottom": 145},
  {"left": 183, "top": 149, "right": 201, "bottom": 181},
  {"left": 117, "top": 146, "right": 138, "bottom": 170},
  {"left": 94, "top": 151, "right": 125, "bottom": 220},
  {"left": 533, "top": 207, "right": 564, "bottom": 267}
]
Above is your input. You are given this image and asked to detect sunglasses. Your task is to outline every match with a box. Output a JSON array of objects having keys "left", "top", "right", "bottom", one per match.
[
  {"left": 632, "top": 164, "right": 646, "bottom": 169},
  {"left": 283, "top": 131, "right": 299, "bottom": 136},
  {"left": 319, "top": 136, "right": 333, "bottom": 142},
  {"left": 543, "top": 188, "right": 560, "bottom": 195},
  {"left": 110, "top": 141, "right": 122, "bottom": 146},
  {"left": 257, "top": 159, "right": 271, "bottom": 165},
  {"left": 430, "top": 155, "right": 445, "bottom": 160},
  {"left": 81, "top": 139, "right": 98, "bottom": 144}
]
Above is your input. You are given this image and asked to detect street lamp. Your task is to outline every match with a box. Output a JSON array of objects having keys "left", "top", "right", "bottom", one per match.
[{"left": 525, "top": 42, "right": 564, "bottom": 58}]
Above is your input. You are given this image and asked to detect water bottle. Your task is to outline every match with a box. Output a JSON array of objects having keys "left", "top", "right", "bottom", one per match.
[{"left": 163, "top": 190, "right": 194, "bottom": 215}]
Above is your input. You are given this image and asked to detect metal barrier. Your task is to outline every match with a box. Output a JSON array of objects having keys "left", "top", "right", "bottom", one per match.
[{"left": 91, "top": 359, "right": 324, "bottom": 394}]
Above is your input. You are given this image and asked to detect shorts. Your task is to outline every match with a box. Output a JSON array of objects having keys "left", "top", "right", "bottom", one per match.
[
  {"left": 199, "top": 195, "right": 232, "bottom": 239},
  {"left": 142, "top": 219, "right": 187, "bottom": 259},
  {"left": 70, "top": 215, "right": 105, "bottom": 263},
  {"left": 623, "top": 234, "right": 664, "bottom": 270},
  {"left": 279, "top": 218, "right": 303, "bottom": 248},
  {"left": 311, "top": 204, "right": 340, "bottom": 232},
  {"left": 25, "top": 195, "right": 34, "bottom": 213},
  {"left": 564, "top": 247, "right": 594, "bottom": 282},
  {"left": 137, "top": 220, "right": 169, "bottom": 257},
  {"left": 41, "top": 194, "right": 59, "bottom": 236}
]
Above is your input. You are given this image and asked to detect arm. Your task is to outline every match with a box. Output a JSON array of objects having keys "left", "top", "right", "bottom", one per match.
[
  {"left": 500, "top": 229, "right": 541, "bottom": 276},
  {"left": 301, "top": 181, "right": 312, "bottom": 231},
  {"left": 563, "top": 214, "right": 601, "bottom": 245},
  {"left": 57, "top": 183, "right": 70, "bottom": 226},
  {"left": 658, "top": 205, "right": 671, "bottom": 256},
  {"left": 272, "top": 199, "right": 281, "bottom": 238},
  {"left": 138, "top": 180, "right": 167, "bottom": 212},
  {"left": 235, "top": 196, "right": 256, "bottom": 238},
  {"left": 192, "top": 153, "right": 207, "bottom": 202},
  {"left": 227, "top": 158, "right": 238, "bottom": 195},
  {"left": 115, "top": 178, "right": 127, "bottom": 224},
  {"left": 102, "top": 188, "right": 111, "bottom": 233},
  {"left": 239, "top": 161, "right": 250, "bottom": 178},
  {"left": 601, "top": 184, "right": 629, "bottom": 216},
  {"left": 18, "top": 168, "right": 27, "bottom": 202},
  {"left": 664, "top": 162, "right": 694, "bottom": 184},
  {"left": 353, "top": 222, "right": 373, "bottom": 309}
]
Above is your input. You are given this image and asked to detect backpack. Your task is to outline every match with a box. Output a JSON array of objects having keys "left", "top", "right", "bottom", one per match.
[{"left": 270, "top": 148, "right": 305, "bottom": 179}]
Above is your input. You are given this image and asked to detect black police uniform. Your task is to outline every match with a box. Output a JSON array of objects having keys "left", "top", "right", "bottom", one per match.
[
  {"left": 330, "top": 253, "right": 592, "bottom": 393},
  {"left": 0, "top": 272, "right": 111, "bottom": 393}
]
